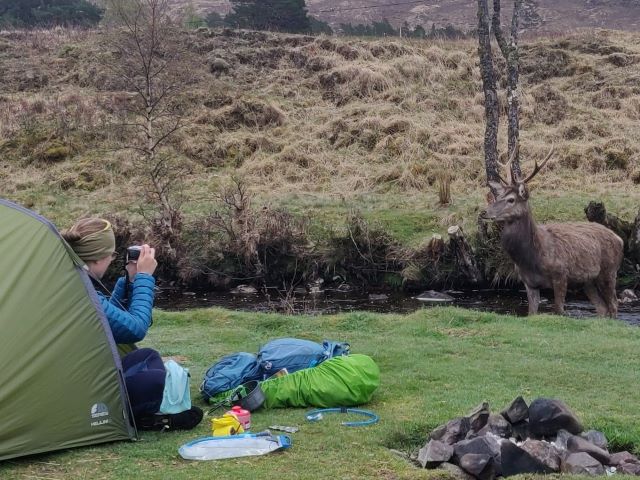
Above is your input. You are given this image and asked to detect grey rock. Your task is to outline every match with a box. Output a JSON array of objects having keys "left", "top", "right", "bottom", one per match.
[
  {"left": 477, "top": 414, "right": 512, "bottom": 438},
  {"left": 580, "top": 430, "right": 608, "bottom": 450},
  {"left": 230, "top": 284, "right": 257, "bottom": 294},
  {"left": 368, "top": 293, "right": 388, "bottom": 301},
  {"left": 501, "top": 440, "right": 553, "bottom": 476},
  {"left": 520, "top": 439, "right": 562, "bottom": 472},
  {"left": 610, "top": 451, "right": 640, "bottom": 466},
  {"left": 209, "top": 58, "right": 231, "bottom": 77},
  {"left": 465, "top": 429, "right": 479, "bottom": 440},
  {"left": 511, "top": 420, "right": 530, "bottom": 442},
  {"left": 501, "top": 396, "right": 529, "bottom": 424},
  {"left": 529, "top": 398, "right": 583, "bottom": 437},
  {"left": 553, "top": 429, "right": 573, "bottom": 450},
  {"left": 617, "top": 462, "right": 640, "bottom": 475},
  {"left": 454, "top": 435, "right": 502, "bottom": 475},
  {"left": 459, "top": 454, "right": 495, "bottom": 480},
  {"left": 388, "top": 448, "right": 410, "bottom": 461},
  {"left": 567, "top": 434, "right": 610, "bottom": 464},
  {"left": 434, "top": 417, "right": 471, "bottom": 445},
  {"left": 562, "top": 452, "right": 605, "bottom": 475},
  {"left": 415, "top": 290, "right": 454, "bottom": 303},
  {"left": 335, "top": 283, "right": 353, "bottom": 292},
  {"left": 430, "top": 424, "right": 447, "bottom": 441},
  {"left": 466, "top": 402, "right": 490, "bottom": 432},
  {"left": 437, "top": 462, "right": 476, "bottom": 480},
  {"left": 418, "top": 440, "right": 453, "bottom": 468},
  {"left": 620, "top": 289, "right": 638, "bottom": 303}
]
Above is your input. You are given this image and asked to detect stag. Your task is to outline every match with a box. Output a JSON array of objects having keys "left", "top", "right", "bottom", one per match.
[{"left": 482, "top": 145, "right": 623, "bottom": 317}]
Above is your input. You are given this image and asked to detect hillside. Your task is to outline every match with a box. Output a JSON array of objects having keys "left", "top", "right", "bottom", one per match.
[
  {"left": 175, "top": 0, "right": 640, "bottom": 33},
  {"left": 1, "top": 27, "right": 640, "bottom": 286}
]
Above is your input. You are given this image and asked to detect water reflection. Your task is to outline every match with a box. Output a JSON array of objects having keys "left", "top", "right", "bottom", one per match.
[{"left": 155, "top": 288, "right": 640, "bottom": 326}]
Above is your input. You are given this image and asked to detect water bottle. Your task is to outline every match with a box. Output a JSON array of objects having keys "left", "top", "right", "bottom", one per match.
[{"left": 227, "top": 405, "right": 251, "bottom": 431}]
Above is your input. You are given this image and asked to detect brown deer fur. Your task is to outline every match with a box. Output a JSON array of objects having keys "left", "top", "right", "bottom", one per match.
[{"left": 483, "top": 150, "right": 623, "bottom": 317}]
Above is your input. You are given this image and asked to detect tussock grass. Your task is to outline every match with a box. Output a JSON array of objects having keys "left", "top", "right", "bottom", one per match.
[{"left": 2, "top": 27, "right": 640, "bottom": 257}]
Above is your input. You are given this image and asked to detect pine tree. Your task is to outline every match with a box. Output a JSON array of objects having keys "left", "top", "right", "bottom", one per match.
[
  {"left": 225, "top": 0, "right": 310, "bottom": 33},
  {"left": 205, "top": 11, "right": 224, "bottom": 28},
  {"left": 0, "top": 0, "right": 103, "bottom": 27}
]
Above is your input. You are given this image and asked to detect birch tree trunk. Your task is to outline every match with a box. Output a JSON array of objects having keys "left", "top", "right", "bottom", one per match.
[{"left": 477, "top": 0, "right": 500, "bottom": 190}]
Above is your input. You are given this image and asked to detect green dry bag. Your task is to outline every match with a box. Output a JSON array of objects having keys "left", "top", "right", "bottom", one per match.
[{"left": 260, "top": 354, "right": 379, "bottom": 408}]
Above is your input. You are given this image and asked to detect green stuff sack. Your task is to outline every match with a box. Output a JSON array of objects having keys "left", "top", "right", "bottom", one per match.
[{"left": 260, "top": 354, "right": 379, "bottom": 408}]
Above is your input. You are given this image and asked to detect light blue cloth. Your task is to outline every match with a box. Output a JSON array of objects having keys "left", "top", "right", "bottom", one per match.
[{"left": 159, "top": 360, "right": 192, "bottom": 414}]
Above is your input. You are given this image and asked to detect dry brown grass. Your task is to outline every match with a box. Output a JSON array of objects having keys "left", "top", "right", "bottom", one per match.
[{"left": 1, "top": 27, "right": 640, "bottom": 233}]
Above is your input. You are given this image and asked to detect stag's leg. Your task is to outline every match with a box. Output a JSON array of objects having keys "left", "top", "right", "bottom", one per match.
[
  {"left": 584, "top": 282, "right": 608, "bottom": 317},
  {"left": 597, "top": 272, "right": 618, "bottom": 318},
  {"left": 525, "top": 284, "right": 540, "bottom": 315},
  {"left": 552, "top": 277, "right": 567, "bottom": 315}
]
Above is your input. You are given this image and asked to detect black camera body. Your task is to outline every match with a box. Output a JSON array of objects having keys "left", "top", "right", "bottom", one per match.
[{"left": 126, "top": 245, "right": 142, "bottom": 263}]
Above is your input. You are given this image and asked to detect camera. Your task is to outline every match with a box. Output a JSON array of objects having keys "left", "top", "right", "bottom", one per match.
[{"left": 126, "top": 245, "right": 142, "bottom": 263}]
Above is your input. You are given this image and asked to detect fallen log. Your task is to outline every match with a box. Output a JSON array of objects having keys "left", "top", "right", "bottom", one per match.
[{"left": 448, "top": 225, "right": 482, "bottom": 284}]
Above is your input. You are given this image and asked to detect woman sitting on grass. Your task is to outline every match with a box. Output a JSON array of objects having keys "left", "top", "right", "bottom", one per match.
[
  {"left": 62, "top": 218, "right": 156, "bottom": 353},
  {"left": 61, "top": 218, "right": 201, "bottom": 431}
]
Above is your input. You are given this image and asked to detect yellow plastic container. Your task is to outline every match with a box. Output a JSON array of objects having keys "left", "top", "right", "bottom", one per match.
[{"left": 211, "top": 413, "right": 244, "bottom": 436}]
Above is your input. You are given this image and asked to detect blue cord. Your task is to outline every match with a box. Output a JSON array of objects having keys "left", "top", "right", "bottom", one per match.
[{"left": 305, "top": 407, "right": 379, "bottom": 427}]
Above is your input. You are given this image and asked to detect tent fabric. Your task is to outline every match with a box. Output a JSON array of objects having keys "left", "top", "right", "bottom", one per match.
[
  {"left": 260, "top": 354, "right": 380, "bottom": 408},
  {"left": 0, "top": 199, "right": 136, "bottom": 461}
]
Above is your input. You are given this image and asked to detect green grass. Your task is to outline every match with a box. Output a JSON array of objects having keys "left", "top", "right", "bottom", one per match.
[{"left": 2, "top": 307, "right": 640, "bottom": 479}]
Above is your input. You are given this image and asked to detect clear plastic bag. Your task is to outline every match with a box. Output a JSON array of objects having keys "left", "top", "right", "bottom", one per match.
[{"left": 179, "top": 432, "right": 291, "bottom": 461}]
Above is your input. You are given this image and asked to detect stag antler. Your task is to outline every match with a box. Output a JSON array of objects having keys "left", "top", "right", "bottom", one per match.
[
  {"left": 522, "top": 144, "right": 555, "bottom": 184},
  {"left": 497, "top": 142, "right": 520, "bottom": 185}
]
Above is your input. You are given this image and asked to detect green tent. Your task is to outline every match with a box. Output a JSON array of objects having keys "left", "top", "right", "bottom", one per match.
[{"left": 0, "top": 199, "right": 136, "bottom": 461}]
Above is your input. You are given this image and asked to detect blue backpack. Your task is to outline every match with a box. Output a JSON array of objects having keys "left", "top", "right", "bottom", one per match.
[
  {"left": 323, "top": 340, "right": 350, "bottom": 358},
  {"left": 258, "top": 338, "right": 350, "bottom": 378},
  {"left": 200, "top": 352, "right": 261, "bottom": 401}
]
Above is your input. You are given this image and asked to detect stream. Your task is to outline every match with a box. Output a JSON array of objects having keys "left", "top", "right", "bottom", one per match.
[{"left": 155, "top": 288, "right": 640, "bottom": 327}]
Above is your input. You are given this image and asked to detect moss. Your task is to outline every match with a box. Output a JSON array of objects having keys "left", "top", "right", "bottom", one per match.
[
  {"left": 40, "top": 144, "right": 71, "bottom": 162},
  {"left": 58, "top": 44, "right": 80, "bottom": 58}
]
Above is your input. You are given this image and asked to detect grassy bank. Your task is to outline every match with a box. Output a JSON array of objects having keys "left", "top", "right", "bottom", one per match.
[
  {"left": 2, "top": 307, "right": 640, "bottom": 479},
  {"left": 3, "top": 27, "right": 640, "bottom": 288},
  {"left": 2, "top": 27, "right": 640, "bottom": 286}
]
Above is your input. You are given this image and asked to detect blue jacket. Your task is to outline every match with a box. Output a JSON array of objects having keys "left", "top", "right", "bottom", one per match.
[{"left": 96, "top": 273, "right": 155, "bottom": 344}]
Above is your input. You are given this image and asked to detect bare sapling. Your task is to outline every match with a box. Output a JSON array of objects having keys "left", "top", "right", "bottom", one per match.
[
  {"left": 482, "top": 145, "right": 624, "bottom": 317},
  {"left": 102, "top": 0, "right": 191, "bottom": 260}
]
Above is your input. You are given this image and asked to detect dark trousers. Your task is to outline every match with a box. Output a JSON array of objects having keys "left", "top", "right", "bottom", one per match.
[{"left": 122, "top": 348, "right": 166, "bottom": 418}]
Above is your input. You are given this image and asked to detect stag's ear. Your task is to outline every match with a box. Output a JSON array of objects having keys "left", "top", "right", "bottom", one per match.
[
  {"left": 517, "top": 182, "right": 528, "bottom": 200},
  {"left": 488, "top": 181, "right": 504, "bottom": 196}
]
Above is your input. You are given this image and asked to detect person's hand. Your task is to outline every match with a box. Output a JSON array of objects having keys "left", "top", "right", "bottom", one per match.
[
  {"left": 125, "top": 261, "right": 138, "bottom": 282},
  {"left": 136, "top": 244, "right": 157, "bottom": 276}
]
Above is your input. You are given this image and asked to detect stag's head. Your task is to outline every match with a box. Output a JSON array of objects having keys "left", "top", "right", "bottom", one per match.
[{"left": 482, "top": 144, "right": 554, "bottom": 224}]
